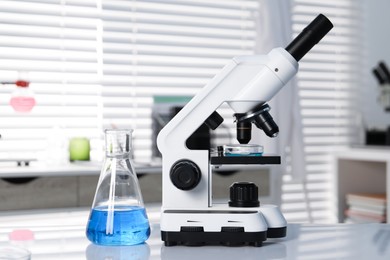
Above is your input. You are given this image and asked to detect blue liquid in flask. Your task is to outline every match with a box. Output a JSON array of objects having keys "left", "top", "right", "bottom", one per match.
[{"left": 86, "top": 205, "right": 150, "bottom": 246}]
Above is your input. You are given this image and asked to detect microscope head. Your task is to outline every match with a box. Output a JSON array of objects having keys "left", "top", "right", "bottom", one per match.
[
  {"left": 233, "top": 14, "right": 333, "bottom": 145},
  {"left": 235, "top": 103, "right": 278, "bottom": 144}
]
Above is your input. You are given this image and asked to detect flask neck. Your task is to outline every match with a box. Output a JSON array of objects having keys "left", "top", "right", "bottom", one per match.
[{"left": 105, "top": 129, "right": 133, "bottom": 158}]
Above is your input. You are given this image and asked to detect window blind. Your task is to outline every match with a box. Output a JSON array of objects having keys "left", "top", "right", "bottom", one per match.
[
  {"left": 0, "top": 0, "right": 259, "bottom": 163},
  {"left": 0, "top": 0, "right": 102, "bottom": 163},
  {"left": 100, "top": 0, "right": 259, "bottom": 162},
  {"left": 281, "top": 0, "right": 364, "bottom": 223}
]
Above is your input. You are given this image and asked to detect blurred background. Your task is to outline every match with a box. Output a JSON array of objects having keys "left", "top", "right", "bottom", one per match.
[{"left": 0, "top": 0, "right": 389, "bottom": 225}]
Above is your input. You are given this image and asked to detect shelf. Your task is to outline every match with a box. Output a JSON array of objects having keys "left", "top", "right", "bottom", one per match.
[
  {"left": 0, "top": 161, "right": 162, "bottom": 178},
  {"left": 333, "top": 147, "right": 390, "bottom": 223}
]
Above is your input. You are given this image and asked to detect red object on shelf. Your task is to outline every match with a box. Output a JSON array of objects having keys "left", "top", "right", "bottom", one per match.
[
  {"left": 9, "top": 80, "right": 36, "bottom": 112},
  {"left": 15, "top": 80, "right": 29, "bottom": 87}
]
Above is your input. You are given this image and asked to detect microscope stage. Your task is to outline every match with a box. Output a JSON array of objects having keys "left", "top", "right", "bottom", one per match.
[{"left": 210, "top": 155, "right": 280, "bottom": 165}]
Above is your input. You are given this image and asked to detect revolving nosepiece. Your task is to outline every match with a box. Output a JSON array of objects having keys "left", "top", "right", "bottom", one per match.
[{"left": 234, "top": 103, "right": 279, "bottom": 143}]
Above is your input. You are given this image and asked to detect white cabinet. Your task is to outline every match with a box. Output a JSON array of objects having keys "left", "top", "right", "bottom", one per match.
[{"left": 333, "top": 147, "right": 390, "bottom": 223}]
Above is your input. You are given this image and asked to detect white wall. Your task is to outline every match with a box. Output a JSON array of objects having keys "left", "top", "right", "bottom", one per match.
[{"left": 364, "top": 0, "right": 390, "bottom": 129}]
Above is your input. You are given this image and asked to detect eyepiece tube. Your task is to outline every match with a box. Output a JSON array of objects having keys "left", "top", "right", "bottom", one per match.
[
  {"left": 378, "top": 61, "right": 390, "bottom": 83},
  {"left": 373, "top": 68, "right": 387, "bottom": 85},
  {"left": 286, "top": 14, "right": 333, "bottom": 62}
]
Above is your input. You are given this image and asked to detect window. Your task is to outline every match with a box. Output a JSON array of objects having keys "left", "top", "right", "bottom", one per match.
[
  {"left": 0, "top": 0, "right": 102, "bottom": 162},
  {"left": 282, "top": 0, "right": 364, "bottom": 223},
  {"left": 0, "top": 0, "right": 259, "bottom": 163}
]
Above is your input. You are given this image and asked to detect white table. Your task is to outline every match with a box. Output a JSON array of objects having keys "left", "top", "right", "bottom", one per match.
[{"left": 0, "top": 206, "right": 389, "bottom": 260}]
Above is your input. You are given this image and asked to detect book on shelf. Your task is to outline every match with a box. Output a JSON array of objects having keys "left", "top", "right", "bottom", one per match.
[
  {"left": 346, "top": 193, "right": 386, "bottom": 206},
  {"left": 348, "top": 205, "right": 386, "bottom": 215},
  {"left": 345, "top": 209, "right": 386, "bottom": 223},
  {"left": 344, "top": 193, "right": 387, "bottom": 223}
]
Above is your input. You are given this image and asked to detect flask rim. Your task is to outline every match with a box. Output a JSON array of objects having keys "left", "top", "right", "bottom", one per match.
[
  {"left": 105, "top": 129, "right": 134, "bottom": 157},
  {"left": 105, "top": 129, "right": 134, "bottom": 134}
]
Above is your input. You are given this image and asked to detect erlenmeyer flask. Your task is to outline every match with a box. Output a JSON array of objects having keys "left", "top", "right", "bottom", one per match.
[{"left": 86, "top": 129, "right": 150, "bottom": 246}]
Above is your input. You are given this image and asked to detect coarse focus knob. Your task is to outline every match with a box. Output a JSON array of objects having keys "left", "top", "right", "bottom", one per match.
[
  {"left": 170, "top": 160, "right": 201, "bottom": 190},
  {"left": 229, "top": 182, "right": 260, "bottom": 207}
]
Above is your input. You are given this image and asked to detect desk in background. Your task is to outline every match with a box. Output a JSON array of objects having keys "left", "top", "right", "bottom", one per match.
[
  {"left": 0, "top": 161, "right": 162, "bottom": 211},
  {"left": 0, "top": 161, "right": 162, "bottom": 178}
]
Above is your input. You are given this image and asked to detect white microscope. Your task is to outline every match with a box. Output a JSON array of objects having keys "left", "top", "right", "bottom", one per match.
[{"left": 157, "top": 14, "right": 333, "bottom": 246}]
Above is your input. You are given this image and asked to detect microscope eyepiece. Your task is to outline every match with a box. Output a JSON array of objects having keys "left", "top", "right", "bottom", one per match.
[{"left": 286, "top": 14, "right": 333, "bottom": 62}]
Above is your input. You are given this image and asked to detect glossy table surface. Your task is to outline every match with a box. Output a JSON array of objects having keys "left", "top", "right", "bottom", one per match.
[{"left": 0, "top": 206, "right": 389, "bottom": 259}]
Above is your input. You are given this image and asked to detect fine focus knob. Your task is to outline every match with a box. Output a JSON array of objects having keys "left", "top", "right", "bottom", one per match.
[
  {"left": 229, "top": 182, "right": 260, "bottom": 207},
  {"left": 170, "top": 160, "right": 201, "bottom": 190}
]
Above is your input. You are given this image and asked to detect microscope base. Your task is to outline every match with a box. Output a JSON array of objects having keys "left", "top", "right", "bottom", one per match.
[{"left": 160, "top": 205, "right": 287, "bottom": 247}]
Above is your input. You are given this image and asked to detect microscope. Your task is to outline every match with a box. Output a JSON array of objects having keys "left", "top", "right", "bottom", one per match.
[
  {"left": 157, "top": 14, "right": 333, "bottom": 247},
  {"left": 372, "top": 61, "right": 390, "bottom": 111}
]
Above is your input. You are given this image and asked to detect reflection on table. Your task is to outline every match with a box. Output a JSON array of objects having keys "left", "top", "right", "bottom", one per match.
[{"left": 0, "top": 206, "right": 389, "bottom": 259}]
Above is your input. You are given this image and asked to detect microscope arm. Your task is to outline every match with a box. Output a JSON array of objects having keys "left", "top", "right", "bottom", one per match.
[{"left": 157, "top": 51, "right": 298, "bottom": 209}]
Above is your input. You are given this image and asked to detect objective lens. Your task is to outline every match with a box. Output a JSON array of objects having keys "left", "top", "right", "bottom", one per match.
[
  {"left": 236, "top": 120, "right": 252, "bottom": 144},
  {"left": 254, "top": 111, "right": 279, "bottom": 137}
]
